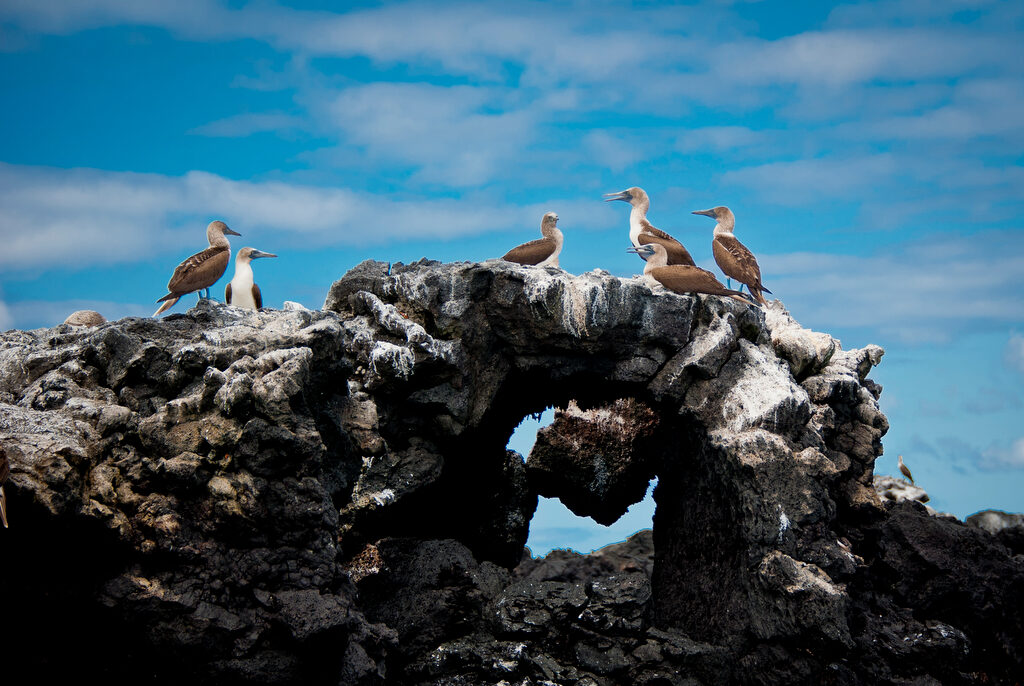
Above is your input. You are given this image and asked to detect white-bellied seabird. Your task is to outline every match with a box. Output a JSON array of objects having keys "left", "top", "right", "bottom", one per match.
[
  {"left": 1, "top": 446, "right": 9, "bottom": 528},
  {"left": 63, "top": 310, "right": 106, "bottom": 327},
  {"left": 154, "top": 220, "right": 241, "bottom": 316},
  {"left": 225, "top": 247, "right": 277, "bottom": 309},
  {"left": 501, "top": 212, "right": 563, "bottom": 267},
  {"left": 898, "top": 455, "right": 915, "bottom": 484},
  {"left": 628, "top": 243, "right": 751, "bottom": 303},
  {"left": 604, "top": 187, "right": 695, "bottom": 266},
  {"left": 692, "top": 206, "right": 771, "bottom": 306}
]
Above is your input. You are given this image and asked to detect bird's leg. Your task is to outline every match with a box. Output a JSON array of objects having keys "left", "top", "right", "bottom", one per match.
[
  {"left": 197, "top": 291, "right": 204, "bottom": 303},
  {"left": 726, "top": 278, "right": 733, "bottom": 289}
]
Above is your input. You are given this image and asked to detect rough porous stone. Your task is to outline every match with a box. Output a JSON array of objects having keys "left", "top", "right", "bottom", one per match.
[{"left": 1, "top": 258, "right": 1021, "bottom": 685}]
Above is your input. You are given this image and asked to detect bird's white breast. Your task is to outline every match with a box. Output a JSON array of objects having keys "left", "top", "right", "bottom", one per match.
[{"left": 228, "top": 263, "right": 258, "bottom": 309}]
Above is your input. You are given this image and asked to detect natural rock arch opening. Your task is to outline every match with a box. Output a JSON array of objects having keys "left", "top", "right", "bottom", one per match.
[{"left": 326, "top": 259, "right": 874, "bottom": 645}]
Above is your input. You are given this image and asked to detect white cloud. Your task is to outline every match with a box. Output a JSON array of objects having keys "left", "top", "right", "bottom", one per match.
[
  {"left": 321, "top": 82, "right": 538, "bottom": 186},
  {"left": 764, "top": 232, "right": 1024, "bottom": 343},
  {"left": 980, "top": 437, "right": 1024, "bottom": 470},
  {"left": 188, "top": 112, "right": 305, "bottom": 138},
  {"left": 0, "top": 162, "right": 614, "bottom": 269},
  {"left": 720, "top": 155, "right": 900, "bottom": 204}
]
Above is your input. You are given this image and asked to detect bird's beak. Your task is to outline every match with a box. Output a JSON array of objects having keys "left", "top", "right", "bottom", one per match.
[
  {"left": 626, "top": 246, "right": 648, "bottom": 254},
  {"left": 603, "top": 190, "right": 631, "bottom": 203},
  {"left": 691, "top": 209, "right": 716, "bottom": 218},
  {"left": 250, "top": 250, "right": 277, "bottom": 259},
  {"left": 224, "top": 226, "right": 242, "bottom": 236}
]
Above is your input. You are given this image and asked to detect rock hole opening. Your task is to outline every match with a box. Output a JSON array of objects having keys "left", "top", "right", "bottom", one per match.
[{"left": 505, "top": 404, "right": 656, "bottom": 559}]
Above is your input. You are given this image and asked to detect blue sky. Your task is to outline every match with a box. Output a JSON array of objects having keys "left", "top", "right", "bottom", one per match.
[{"left": 1, "top": 0, "right": 1022, "bottom": 553}]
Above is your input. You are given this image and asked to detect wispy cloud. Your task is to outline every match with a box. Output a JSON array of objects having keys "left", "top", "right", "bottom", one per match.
[
  {"left": 1006, "top": 333, "right": 1024, "bottom": 374},
  {"left": 764, "top": 231, "right": 1024, "bottom": 343},
  {"left": 981, "top": 437, "right": 1024, "bottom": 471},
  {"left": 188, "top": 112, "right": 305, "bottom": 138},
  {"left": 0, "top": 162, "right": 610, "bottom": 269}
]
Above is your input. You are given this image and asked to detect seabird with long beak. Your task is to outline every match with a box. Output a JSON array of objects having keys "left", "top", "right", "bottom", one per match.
[
  {"left": 501, "top": 212, "right": 563, "bottom": 267},
  {"left": 693, "top": 206, "right": 771, "bottom": 306},
  {"left": 226, "top": 247, "right": 278, "bottom": 309},
  {"left": 154, "top": 220, "right": 241, "bottom": 316},
  {"left": 604, "top": 187, "right": 695, "bottom": 266},
  {"left": 628, "top": 243, "right": 751, "bottom": 304}
]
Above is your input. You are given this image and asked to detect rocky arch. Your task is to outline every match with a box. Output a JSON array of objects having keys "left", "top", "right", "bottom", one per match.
[
  {"left": 325, "top": 259, "right": 884, "bottom": 646},
  {"left": 16, "top": 257, "right": 1007, "bottom": 684}
]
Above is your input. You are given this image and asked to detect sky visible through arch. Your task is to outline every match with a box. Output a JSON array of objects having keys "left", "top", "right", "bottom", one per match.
[{"left": 1, "top": 1, "right": 1022, "bottom": 552}]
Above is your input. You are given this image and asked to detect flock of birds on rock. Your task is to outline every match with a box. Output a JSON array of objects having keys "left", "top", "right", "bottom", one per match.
[
  {"left": 502, "top": 186, "right": 771, "bottom": 307},
  {"left": 133, "top": 185, "right": 771, "bottom": 321}
]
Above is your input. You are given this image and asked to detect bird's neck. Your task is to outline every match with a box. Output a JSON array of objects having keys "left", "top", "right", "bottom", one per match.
[
  {"left": 232, "top": 259, "right": 254, "bottom": 283},
  {"left": 210, "top": 235, "right": 231, "bottom": 249},
  {"left": 643, "top": 253, "right": 667, "bottom": 272},
  {"left": 628, "top": 202, "right": 649, "bottom": 243},
  {"left": 541, "top": 223, "right": 560, "bottom": 239},
  {"left": 713, "top": 222, "right": 734, "bottom": 238}
]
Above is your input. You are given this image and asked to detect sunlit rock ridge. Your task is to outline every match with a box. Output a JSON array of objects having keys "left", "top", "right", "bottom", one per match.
[{"left": 1, "top": 259, "right": 1021, "bottom": 685}]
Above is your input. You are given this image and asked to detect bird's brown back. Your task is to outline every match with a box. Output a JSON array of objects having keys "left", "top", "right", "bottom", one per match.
[
  {"left": 502, "top": 237, "right": 558, "bottom": 266},
  {"left": 166, "top": 246, "right": 231, "bottom": 294}
]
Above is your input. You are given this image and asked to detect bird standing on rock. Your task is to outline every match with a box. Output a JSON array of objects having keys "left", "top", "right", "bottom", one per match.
[
  {"left": 693, "top": 206, "right": 771, "bottom": 306},
  {"left": 226, "top": 247, "right": 278, "bottom": 309},
  {"left": 501, "top": 212, "right": 563, "bottom": 267},
  {"left": 628, "top": 243, "right": 751, "bottom": 304},
  {"left": 154, "top": 220, "right": 241, "bottom": 316},
  {"left": 605, "top": 187, "right": 695, "bottom": 266},
  {"left": 898, "top": 455, "right": 915, "bottom": 485}
]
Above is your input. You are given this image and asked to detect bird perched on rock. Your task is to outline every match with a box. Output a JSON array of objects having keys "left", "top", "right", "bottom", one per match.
[
  {"left": 226, "top": 247, "right": 278, "bottom": 309},
  {"left": 605, "top": 187, "right": 695, "bottom": 266},
  {"left": 692, "top": 206, "right": 771, "bottom": 306},
  {"left": 501, "top": 212, "right": 563, "bottom": 267},
  {"left": 628, "top": 243, "right": 751, "bottom": 303},
  {"left": 898, "top": 455, "right": 914, "bottom": 484},
  {"left": 154, "top": 220, "right": 241, "bottom": 316},
  {"left": 63, "top": 310, "right": 106, "bottom": 327}
]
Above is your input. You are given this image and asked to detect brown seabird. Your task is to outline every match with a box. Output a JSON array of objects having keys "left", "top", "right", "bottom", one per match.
[
  {"left": 63, "top": 310, "right": 106, "bottom": 327},
  {"left": 154, "top": 220, "right": 241, "bottom": 316},
  {"left": 628, "top": 243, "right": 751, "bottom": 303},
  {"left": 225, "top": 247, "right": 278, "bottom": 309},
  {"left": 898, "top": 455, "right": 915, "bottom": 484},
  {"left": 604, "top": 187, "right": 695, "bottom": 265},
  {"left": 501, "top": 212, "right": 563, "bottom": 267},
  {"left": 692, "top": 206, "right": 771, "bottom": 306}
]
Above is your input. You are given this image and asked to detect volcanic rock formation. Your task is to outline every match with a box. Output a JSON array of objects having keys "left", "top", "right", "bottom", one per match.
[{"left": 1, "top": 259, "right": 1021, "bottom": 684}]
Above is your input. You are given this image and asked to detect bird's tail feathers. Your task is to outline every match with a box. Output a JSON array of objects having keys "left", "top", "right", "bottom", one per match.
[{"left": 153, "top": 297, "right": 180, "bottom": 317}]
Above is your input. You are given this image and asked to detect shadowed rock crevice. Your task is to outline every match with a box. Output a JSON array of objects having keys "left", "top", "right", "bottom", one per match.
[{"left": 2, "top": 259, "right": 1021, "bottom": 684}]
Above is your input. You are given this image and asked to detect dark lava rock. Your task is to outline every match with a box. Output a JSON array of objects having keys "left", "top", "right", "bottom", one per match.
[{"left": 1, "top": 259, "right": 1021, "bottom": 684}]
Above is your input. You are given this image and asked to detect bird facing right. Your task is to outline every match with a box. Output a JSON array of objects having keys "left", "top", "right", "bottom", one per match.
[
  {"left": 226, "top": 247, "right": 278, "bottom": 309},
  {"left": 154, "top": 220, "right": 241, "bottom": 316}
]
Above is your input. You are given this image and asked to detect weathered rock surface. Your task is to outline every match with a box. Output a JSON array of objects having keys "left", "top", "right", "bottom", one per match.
[{"left": 1, "top": 258, "right": 1022, "bottom": 684}]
